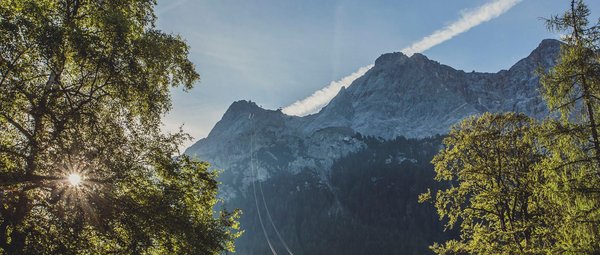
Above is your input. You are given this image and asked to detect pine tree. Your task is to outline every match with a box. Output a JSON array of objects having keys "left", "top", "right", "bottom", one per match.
[{"left": 538, "top": 0, "right": 600, "bottom": 253}]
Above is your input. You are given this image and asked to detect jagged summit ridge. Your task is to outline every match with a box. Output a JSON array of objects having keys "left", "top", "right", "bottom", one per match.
[
  {"left": 184, "top": 39, "right": 564, "bottom": 253},
  {"left": 305, "top": 39, "right": 560, "bottom": 138},
  {"left": 185, "top": 39, "right": 562, "bottom": 199}
]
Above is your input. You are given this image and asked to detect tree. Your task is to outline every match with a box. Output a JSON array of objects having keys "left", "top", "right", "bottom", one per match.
[
  {"left": 0, "top": 0, "right": 240, "bottom": 254},
  {"left": 421, "top": 113, "right": 551, "bottom": 254},
  {"left": 538, "top": 0, "right": 600, "bottom": 253},
  {"left": 541, "top": 0, "right": 600, "bottom": 163},
  {"left": 423, "top": 2, "right": 600, "bottom": 254}
]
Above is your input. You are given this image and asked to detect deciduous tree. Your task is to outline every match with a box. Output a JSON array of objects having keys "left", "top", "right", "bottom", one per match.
[
  {"left": 421, "top": 113, "right": 551, "bottom": 254},
  {"left": 0, "top": 0, "right": 240, "bottom": 254}
]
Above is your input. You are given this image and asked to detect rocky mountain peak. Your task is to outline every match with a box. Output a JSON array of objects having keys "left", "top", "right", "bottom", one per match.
[
  {"left": 373, "top": 52, "right": 409, "bottom": 68},
  {"left": 222, "top": 100, "right": 261, "bottom": 117},
  {"left": 509, "top": 39, "right": 561, "bottom": 73},
  {"left": 184, "top": 39, "right": 567, "bottom": 254},
  {"left": 409, "top": 52, "right": 430, "bottom": 62},
  {"left": 537, "top": 38, "right": 562, "bottom": 51},
  {"left": 187, "top": 38, "right": 563, "bottom": 188},
  {"left": 201, "top": 100, "right": 270, "bottom": 144},
  {"left": 373, "top": 51, "right": 447, "bottom": 71}
]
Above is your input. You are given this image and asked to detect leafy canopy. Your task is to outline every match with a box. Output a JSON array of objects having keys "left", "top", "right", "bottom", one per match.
[
  {"left": 0, "top": 0, "right": 240, "bottom": 254},
  {"left": 422, "top": 113, "right": 550, "bottom": 254},
  {"left": 423, "top": 1, "right": 600, "bottom": 254}
]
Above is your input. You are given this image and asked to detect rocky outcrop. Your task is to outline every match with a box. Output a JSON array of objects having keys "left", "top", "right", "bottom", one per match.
[{"left": 185, "top": 39, "right": 562, "bottom": 198}]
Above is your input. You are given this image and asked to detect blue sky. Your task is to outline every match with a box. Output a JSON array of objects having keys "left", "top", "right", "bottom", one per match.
[{"left": 155, "top": 0, "right": 600, "bottom": 146}]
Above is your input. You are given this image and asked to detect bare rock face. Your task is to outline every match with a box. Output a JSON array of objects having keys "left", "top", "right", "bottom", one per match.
[
  {"left": 184, "top": 39, "right": 562, "bottom": 254},
  {"left": 306, "top": 39, "right": 560, "bottom": 139},
  {"left": 185, "top": 39, "right": 561, "bottom": 198}
]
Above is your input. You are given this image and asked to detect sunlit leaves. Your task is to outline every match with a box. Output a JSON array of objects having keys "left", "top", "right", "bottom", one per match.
[
  {"left": 538, "top": 0, "right": 600, "bottom": 253},
  {"left": 424, "top": 113, "right": 551, "bottom": 254},
  {"left": 425, "top": 1, "right": 600, "bottom": 254},
  {"left": 0, "top": 0, "right": 238, "bottom": 254}
]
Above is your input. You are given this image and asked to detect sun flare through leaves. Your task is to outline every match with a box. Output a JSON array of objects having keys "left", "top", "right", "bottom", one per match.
[{"left": 67, "top": 173, "right": 82, "bottom": 187}]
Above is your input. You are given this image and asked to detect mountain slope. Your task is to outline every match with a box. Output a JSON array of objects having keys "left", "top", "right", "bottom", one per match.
[
  {"left": 186, "top": 39, "right": 560, "bottom": 183},
  {"left": 303, "top": 39, "right": 559, "bottom": 138},
  {"left": 185, "top": 39, "right": 562, "bottom": 254}
]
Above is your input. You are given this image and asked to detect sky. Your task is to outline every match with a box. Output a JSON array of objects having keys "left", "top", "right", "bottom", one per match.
[{"left": 155, "top": 0, "right": 600, "bottom": 148}]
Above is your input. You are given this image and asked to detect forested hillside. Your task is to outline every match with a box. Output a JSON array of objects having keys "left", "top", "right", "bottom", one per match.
[{"left": 228, "top": 135, "right": 456, "bottom": 255}]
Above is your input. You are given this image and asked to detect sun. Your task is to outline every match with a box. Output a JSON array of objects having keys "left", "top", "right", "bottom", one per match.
[{"left": 68, "top": 173, "right": 82, "bottom": 186}]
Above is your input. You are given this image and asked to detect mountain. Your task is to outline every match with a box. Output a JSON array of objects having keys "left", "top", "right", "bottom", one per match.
[
  {"left": 304, "top": 39, "right": 558, "bottom": 138},
  {"left": 185, "top": 39, "right": 561, "bottom": 254}
]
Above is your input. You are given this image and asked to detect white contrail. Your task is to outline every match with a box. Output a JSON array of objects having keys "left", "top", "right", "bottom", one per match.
[
  {"left": 282, "top": 0, "right": 522, "bottom": 117},
  {"left": 282, "top": 65, "right": 373, "bottom": 116},
  {"left": 401, "top": 0, "right": 522, "bottom": 56}
]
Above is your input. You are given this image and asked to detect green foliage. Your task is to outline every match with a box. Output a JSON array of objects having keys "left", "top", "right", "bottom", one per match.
[
  {"left": 538, "top": 1, "right": 600, "bottom": 253},
  {"left": 425, "top": 1, "right": 600, "bottom": 254},
  {"left": 536, "top": 120, "right": 600, "bottom": 254},
  {"left": 0, "top": 0, "right": 239, "bottom": 254},
  {"left": 541, "top": 0, "right": 600, "bottom": 136},
  {"left": 425, "top": 113, "right": 551, "bottom": 254}
]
